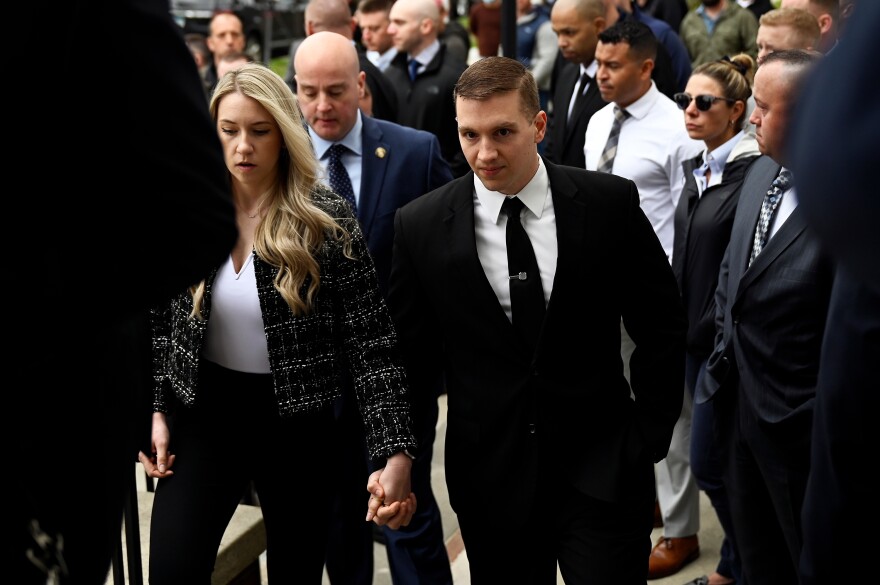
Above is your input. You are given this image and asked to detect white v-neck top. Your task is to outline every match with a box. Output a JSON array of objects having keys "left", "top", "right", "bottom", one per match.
[{"left": 202, "top": 253, "right": 271, "bottom": 373}]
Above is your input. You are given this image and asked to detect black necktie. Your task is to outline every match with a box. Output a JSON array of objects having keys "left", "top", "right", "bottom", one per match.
[
  {"left": 326, "top": 144, "right": 357, "bottom": 212},
  {"left": 573, "top": 71, "right": 591, "bottom": 111},
  {"left": 749, "top": 169, "right": 793, "bottom": 266},
  {"left": 502, "top": 197, "right": 546, "bottom": 349}
]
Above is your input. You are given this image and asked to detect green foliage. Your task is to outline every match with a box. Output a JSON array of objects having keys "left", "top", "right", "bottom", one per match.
[{"left": 269, "top": 56, "right": 288, "bottom": 78}]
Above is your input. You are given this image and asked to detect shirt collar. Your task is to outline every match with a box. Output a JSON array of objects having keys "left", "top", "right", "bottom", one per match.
[
  {"left": 474, "top": 157, "right": 549, "bottom": 222},
  {"left": 581, "top": 59, "right": 599, "bottom": 79},
  {"left": 704, "top": 130, "right": 744, "bottom": 175},
  {"left": 617, "top": 81, "right": 660, "bottom": 121},
  {"left": 309, "top": 111, "right": 364, "bottom": 160},
  {"left": 410, "top": 39, "right": 440, "bottom": 68}
]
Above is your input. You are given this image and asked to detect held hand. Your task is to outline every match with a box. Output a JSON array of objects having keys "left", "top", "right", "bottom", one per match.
[
  {"left": 365, "top": 452, "right": 416, "bottom": 529},
  {"left": 373, "top": 492, "right": 417, "bottom": 529},
  {"left": 138, "top": 412, "right": 175, "bottom": 479}
]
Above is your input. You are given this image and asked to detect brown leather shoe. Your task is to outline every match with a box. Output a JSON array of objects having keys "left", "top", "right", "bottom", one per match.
[{"left": 647, "top": 535, "right": 700, "bottom": 579}]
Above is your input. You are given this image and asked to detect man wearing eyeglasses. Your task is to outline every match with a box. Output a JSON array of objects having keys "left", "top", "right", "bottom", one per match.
[{"left": 583, "top": 19, "right": 704, "bottom": 580}]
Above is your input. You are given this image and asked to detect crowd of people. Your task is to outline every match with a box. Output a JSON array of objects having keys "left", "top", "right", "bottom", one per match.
[{"left": 16, "top": 1, "right": 874, "bottom": 585}]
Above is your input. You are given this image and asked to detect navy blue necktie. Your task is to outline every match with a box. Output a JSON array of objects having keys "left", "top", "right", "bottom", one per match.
[
  {"left": 502, "top": 197, "right": 545, "bottom": 349},
  {"left": 326, "top": 144, "right": 356, "bottom": 212},
  {"left": 408, "top": 58, "right": 419, "bottom": 82}
]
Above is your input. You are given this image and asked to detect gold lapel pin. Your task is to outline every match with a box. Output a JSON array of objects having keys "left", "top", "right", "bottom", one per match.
[{"left": 375, "top": 147, "right": 386, "bottom": 159}]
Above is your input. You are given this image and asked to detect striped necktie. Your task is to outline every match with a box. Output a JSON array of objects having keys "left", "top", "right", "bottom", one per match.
[{"left": 596, "top": 106, "right": 629, "bottom": 174}]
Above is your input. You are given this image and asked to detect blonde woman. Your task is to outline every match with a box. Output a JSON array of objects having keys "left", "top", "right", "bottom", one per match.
[{"left": 139, "top": 63, "right": 417, "bottom": 584}]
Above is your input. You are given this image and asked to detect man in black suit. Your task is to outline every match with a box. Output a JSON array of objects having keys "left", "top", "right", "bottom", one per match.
[
  {"left": 286, "top": 0, "right": 399, "bottom": 123},
  {"left": 545, "top": 0, "right": 613, "bottom": 168},
  {"left": 296, "top": 31, "right": 455, "bottom": 585},
  {"left": 385, "top": 0, "right": 470, "bottom": 177},
  {"left": 700, "top": 49, "right": 833, "bottom": 585},
  {"left": 13, "top": 1, "right": 238, "bottom": 583},
  {"left": 791, "top": 4, "right": 879, "bottom": 583},
  {"left": 388, "top": 56, "right": 687, "bottom": 583}
]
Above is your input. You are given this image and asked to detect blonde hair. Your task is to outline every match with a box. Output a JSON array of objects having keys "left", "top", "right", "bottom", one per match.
[
  {"left": 191, "top": 62, "right": 352, "bottom": 318},
  {"left": 759, "top": 8, "right": 822, "bottom": 51}
]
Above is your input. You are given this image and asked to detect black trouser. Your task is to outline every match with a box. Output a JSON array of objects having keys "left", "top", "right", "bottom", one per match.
[{"left": 148, "top": 359, "right": 336, "bottom": 585}]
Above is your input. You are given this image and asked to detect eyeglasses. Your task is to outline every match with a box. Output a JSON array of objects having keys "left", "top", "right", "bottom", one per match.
[{"left": 673, "top": 92, "right": 737, "bottom": 112}]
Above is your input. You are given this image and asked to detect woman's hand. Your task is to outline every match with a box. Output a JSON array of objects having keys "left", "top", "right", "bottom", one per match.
[
  {"left": 365, "top": 452, "right": 416, "bottom": 529},
  {"left": 138, "top": 412, "right": 175, "bottom": 479}
]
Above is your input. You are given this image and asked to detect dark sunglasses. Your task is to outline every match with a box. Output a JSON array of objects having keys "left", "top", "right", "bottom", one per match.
[{"left": 673, "top": 92, "right": 736, "bottom": 111}]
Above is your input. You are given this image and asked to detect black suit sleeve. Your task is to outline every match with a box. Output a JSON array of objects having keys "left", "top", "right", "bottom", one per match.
[{"left": 791, "top": 3, "right": 880, "bottom": 286}]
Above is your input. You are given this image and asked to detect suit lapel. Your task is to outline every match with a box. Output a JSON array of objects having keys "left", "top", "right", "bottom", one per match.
[
  {"left": 444, "top": 173, "right": 521, "bottom": 334},
  {"left": 557, "top": 65, "right": 578, "bottom": 139},
  {"left": 544, "top": 161, "right": 584, "bottom": 316},
  {"left": 358, "top": 117, "right": 389, "bottom": 237},
  {"left": 733, "top": 158, "right": 778, "bottom": 277},
  {"left": 734, "top": 157, "right": 810, "bottom": 296},
  {"left": 563, "top": 81, "right": 604, "bottom": 152},
  {"left": 739, "top": 207, "right": 808, "bottom": 290}
]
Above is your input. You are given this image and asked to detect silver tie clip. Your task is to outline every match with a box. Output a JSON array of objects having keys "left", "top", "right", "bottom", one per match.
[{"left": 509, "top": 272, "right": 528, "bottom": 280}]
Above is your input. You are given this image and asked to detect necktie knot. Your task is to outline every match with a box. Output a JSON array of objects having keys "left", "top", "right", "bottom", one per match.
[
  {"left": 578, "top": 71, "right": 591, "bottom": 95},
  {"left": 614, "top": 106, "right": 629, "bottom": 123},
  {"left": 328, "top": 143, "right": 347, "bottom": 160},
  {"left": 408, "top": 58, "right": 420, "bottom": 81},
  {"left": 750, "top": 168, "right": 792, "bottom": 266},
  {"left": 772, "top": 169, "right": 793, "bottom": 191},
  {"left": 501, "top": 196, "right": 525, "bottom": 219}
]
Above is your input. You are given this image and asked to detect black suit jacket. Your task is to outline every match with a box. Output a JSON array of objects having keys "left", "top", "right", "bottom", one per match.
[
  {"left": 792, "top": 6, "right": 880, "bottom": 581},
  {"left": 388, "top": 158, "right": 686, "bottom": 526},
  {"left": 544, "top": 60, "right": 607, "bottom": 169},
  {"left": 384, "top": 45, "right": 470, "bottom": 178},
  {"left": 702, "top": 156, "right": 834, "bottom": 428},
  {"left": 13, "top": 1, "right": 238, "bottom": 582}
]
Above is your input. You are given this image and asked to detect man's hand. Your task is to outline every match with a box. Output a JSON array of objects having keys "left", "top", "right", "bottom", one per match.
[{"left": 365, "top": 451, "right": 416, "bottom": 529}]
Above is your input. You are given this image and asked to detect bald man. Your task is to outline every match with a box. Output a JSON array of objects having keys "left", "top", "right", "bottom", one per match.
[
  {"left": 544, "top": 0, "right": 614, "bottom": 169},
  {"left": 295, "top": 31, "right": 455, "bottom": 585},
  {"left": 285, "top": 0, "right": 399, "bottom": 123},
  {"left": 384, "top": 0, "right": 469, "bottom": 177}
]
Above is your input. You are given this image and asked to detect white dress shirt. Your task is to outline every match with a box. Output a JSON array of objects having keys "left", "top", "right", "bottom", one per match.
[
  {"left": 473, "top": 158, "right": 557, "bottom": 322},
  {"left": 584, "top": 82, "right": 703, "bottom": 261},
  {"left": 366, "top": 47, "right": 398, "bottom": 72}
]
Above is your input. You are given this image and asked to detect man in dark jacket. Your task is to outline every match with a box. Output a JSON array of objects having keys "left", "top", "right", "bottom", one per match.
[{"left": 385, "top": 0, "right": 470, "bottom": 177}]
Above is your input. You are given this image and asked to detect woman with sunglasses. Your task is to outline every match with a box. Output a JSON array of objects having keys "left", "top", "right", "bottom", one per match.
[{"left": 670, "top": 53, "right": 759, "bottom": 585}]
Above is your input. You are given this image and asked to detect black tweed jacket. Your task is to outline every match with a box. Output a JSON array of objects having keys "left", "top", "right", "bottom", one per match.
[{"left": 150, "top": 186, "right": 416, "bottom": 459}]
